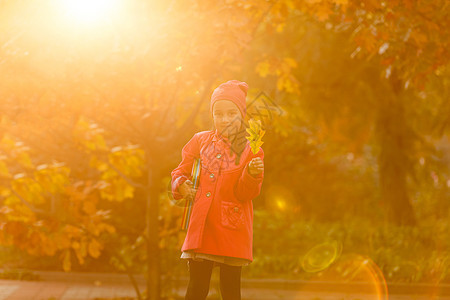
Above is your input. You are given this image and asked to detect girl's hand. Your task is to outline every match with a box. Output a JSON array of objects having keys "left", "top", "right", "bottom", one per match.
[
  {"left": 248, "top": 157, "right": 264, "bottom": 177},
  {"left": 179, "top": 180, "right": 197, "bottom": 200}
]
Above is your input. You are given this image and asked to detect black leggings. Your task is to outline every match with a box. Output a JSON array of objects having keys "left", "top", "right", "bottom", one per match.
[{"left": 185, "top": 259, "right": 242, "bottom": 300}]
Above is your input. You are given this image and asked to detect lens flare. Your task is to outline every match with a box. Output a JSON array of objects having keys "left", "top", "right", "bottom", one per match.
[
  {"left": 302, "top": 240, "right": 342, "bottom": 272},
  {"left": 297, "top": 254, "right": 389, "bottom": 300},
  {"left": 341, "top": 255, "right": 389, "bottom": 300}
]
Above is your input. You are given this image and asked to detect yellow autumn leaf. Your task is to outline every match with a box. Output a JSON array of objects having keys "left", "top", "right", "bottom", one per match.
[{"left": 246, "top": 119, "right": 265, "bottom": 154}]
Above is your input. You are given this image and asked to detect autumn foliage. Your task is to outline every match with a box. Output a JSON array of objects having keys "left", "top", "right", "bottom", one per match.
[{"left": 0, "top": 1, "right": 449, "bottom": 299}]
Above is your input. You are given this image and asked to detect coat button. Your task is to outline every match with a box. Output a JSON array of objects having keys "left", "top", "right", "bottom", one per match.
[
  {"left": 216, "top": 154, "right": 222, "bottom": 159},
  {"left": 234, "top": 207, "right": 239, "bottom": 212},
  {"left": 209, "top": 173, "right": 214, "bottom": 178},
  {"left": 206, "top": 192, "right": 211, "bottom": 197}
]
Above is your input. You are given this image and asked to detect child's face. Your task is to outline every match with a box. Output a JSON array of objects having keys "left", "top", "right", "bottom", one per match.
[{"left": 213, "top": 100, "right": 242, "bottom": 138}]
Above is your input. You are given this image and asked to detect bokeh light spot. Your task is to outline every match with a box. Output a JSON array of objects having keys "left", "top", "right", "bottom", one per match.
[{"left": 275, "top": 197, "right": 287, "bottom": 211}]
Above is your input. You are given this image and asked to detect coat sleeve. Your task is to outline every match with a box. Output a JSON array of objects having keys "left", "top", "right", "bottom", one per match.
[
  {"left": 234, "top": 147, "right": 264, "bottom": 203},
  {"left": 171, "top": 133, "right": 200, "bottom": 201}
]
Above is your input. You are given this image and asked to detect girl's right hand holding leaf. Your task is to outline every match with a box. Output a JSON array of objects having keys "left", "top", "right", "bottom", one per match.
[
  {"left": 248, "top": 157, "right": 264, "bottom": 176},
  {"left": 180, "top": 180, "right": 197, "bottom": 200}
]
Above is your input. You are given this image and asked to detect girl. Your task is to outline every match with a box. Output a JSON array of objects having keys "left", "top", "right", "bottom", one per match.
[{"left": 171, "top": 80, "right": 264, "bottom": 300}]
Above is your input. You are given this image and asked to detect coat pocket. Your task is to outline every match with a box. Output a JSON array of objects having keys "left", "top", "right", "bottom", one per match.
[{"left": 221, "top": 201, "right": 244, "bottom": 230}]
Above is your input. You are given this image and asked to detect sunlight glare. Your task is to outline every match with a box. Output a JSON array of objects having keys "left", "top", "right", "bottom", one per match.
[{"left": 61, "top": 0, "right": 121, "bottom": 26}]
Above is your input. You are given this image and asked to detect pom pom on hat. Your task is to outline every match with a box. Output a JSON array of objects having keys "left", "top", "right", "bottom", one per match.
[{"left": 210, "top": 80, "right": 248, "bottom": 118}]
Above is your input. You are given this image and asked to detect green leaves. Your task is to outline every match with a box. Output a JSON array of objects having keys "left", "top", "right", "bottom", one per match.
[{"left": 246, "top": 119, "right": 265, "bottom": 154}]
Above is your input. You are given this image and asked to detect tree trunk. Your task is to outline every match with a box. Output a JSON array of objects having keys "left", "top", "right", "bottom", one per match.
[
  {"left": 146, "top": 167, "right": 161, "bottom": 300},
  {"left": 376, "top": 80, "right": 416, "bottom": 226}
]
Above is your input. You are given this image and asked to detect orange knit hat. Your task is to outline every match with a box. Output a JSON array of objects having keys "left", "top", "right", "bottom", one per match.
[{"left": 210, "top": 80, "right": 248, "bottom": 119}]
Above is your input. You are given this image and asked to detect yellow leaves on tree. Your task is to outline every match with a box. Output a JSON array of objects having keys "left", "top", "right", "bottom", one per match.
[
  {"left": 0, "top": 157, "right": 116, "bottom": 272},
  {"left": 246, "top": 119, "right": 265, "bottom": 154},
  {"left": 78, "top": 117, "right": 145, "bottom": 202},
  {"left": 256, "top": 57, "right": 300, "bottom": 94},
  {"left": 313, "top": 2, "right": 333, "bottom": 21},
  {"left": 95, "top": 146, "right": 145, "bottom": 202},
  {"left": 256, "top": 61, "right": 271, "bottom": 78},
  {"left": 88, "top": 239, "right": 102, "bottom": 258},
  {"left": 34, "top": 164, "right": 70, "bottom": 195},
  {"left": 0, "top": 135, "right": 34, "bottom": 169},
  {"left": 0, "top": 113, "right": 139, "bottom": 273},
  {"left": 73, "top": 117, "right": 108, "bottom": 152}
]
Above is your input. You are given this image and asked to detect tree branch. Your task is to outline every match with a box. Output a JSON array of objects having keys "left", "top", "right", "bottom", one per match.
[
  {"left": 102, "top": 159, "right": 147, "bottom": 190},
  {"left": 10, "top": 188, "right": 51, "bottom": 217}
]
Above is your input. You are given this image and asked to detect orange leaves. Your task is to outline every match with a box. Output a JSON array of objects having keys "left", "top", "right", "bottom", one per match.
[
  {"left": 314, "top": 3, "right": 334, "bottom": 21},
  {"left": 337, "top": 0, "right": 447, "bottom": 90},
  {"left": 353, "top": 26, "right": 378, "bottom": 54}
]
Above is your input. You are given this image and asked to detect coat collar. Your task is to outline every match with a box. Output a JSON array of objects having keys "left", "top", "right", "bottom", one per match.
[
  {"left": 212, "top": 129, "right": 230, "bottom": 144},
  {"left": 212, "top": 129, "right": 251, "bottom": 149}
]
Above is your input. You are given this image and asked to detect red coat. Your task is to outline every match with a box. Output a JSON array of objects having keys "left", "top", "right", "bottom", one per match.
[{"left": 171, "top": 129, "right": 264, "bottom": 261}]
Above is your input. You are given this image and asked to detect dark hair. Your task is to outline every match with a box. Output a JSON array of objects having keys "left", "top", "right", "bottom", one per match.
[{"left": 211, "top": 122, "right": 247, "bottom": 165}]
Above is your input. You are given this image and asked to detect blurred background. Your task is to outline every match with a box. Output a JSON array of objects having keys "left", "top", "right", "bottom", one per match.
[{"left": 0, "top": 0, "right": 448, "bottom": 299}]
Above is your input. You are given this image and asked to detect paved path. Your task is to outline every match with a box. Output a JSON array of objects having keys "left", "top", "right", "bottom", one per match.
[{"left": 0, "top": 271, "right": 448, "bottom": 300}]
